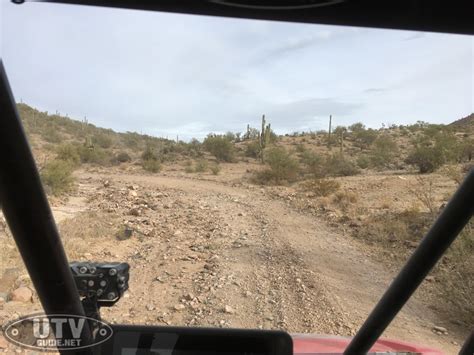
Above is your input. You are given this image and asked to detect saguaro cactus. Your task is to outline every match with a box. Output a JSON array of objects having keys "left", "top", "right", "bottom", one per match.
[{"left": 259, "top": 114, "right": 271, "bottom": 162}]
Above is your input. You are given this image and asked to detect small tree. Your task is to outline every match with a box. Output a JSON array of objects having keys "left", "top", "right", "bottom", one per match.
[
  {"left": 203, "top": 135, "right": 235, "bottom": 162},
  {"left": 370, "top": 135, "right": 398, "bottom": 168},
  {"left": 405, "top": 145, "right": 443, "bottom": 173},
  {"left": 256, "top": 147, "right": 299, "bottom": 184},
  {"left": 41, "top": 160, "right": 75, "bottom": 195},
  {"left": 141, "top": 146, "right": 161, "bottom": 172},
  {"left": 325, "top": 153, "right": 359, "bottom": 176}
]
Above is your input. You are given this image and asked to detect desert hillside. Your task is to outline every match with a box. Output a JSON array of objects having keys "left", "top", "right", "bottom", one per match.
[{"left": 0, "top": 103, "right": 472, "bottom": 354}]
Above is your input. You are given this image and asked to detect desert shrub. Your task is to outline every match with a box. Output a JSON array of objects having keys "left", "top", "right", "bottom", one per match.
[
  {"left": 41, "top": 159, "right": 74, "bottom": 195},
  {"left": 461, "top": 139, "right": 474, "bottom": 161},
  {"left": 116, "top": 152, "right": 131, "bottom": 163},
  {"left": 354, "top": 211, "right": 473, "bottom": 324},
  {"left": 56, "top": 144, "right": 81, "bottom": 166},
  {"left": 142, "top": 159, "right": 161, "bottom": 173},
  {"left": 356, "top": 155, "right": 370, "bottom": 169},
  {"left": 78, "top": 146, "right": 109, "bottom": 165},
  {"left": 348, "top": 122, "right": 365, "bottom": 133},
  {"left": 370, "top": 135, "right": 398, "bottom": 168},
  {"left": 225, "top": 132, "right": 236, "bottom": 142},
  {"left": 184, "top": 162, "right": 194, "bottom": 173},
  {"left": 354, "top": 129, "right": 378, "bottom": 149},
  {"left": 333, "top": 190, "right": 358, "bottom": 204},
  {"left": 185, "top": 138, "right": 203, "bottom": 158},
  {"left": 141, "top": 146, "right": 158, "bottom": 161},
  {"left": 42, "top": 125, "right": 62, "bottom": 143},
  {"left": 325, "top": 153, "right": 359, "bottom": 176},
  {"left": 295, "top": 144, "right": 306, "bottom": 154},
  {"left": 203, "top": 135, "right": 235, "bottom": 162},
  {"left": 141, "top": 146, "right": 160, "bottom": 172},
  {"left": 253, "top": 147, "right": 299, "bottom": 184},
  {"left": 301, "top": 178, "right": 340, "bottom": 197},
  {"left": 245, "top": 141, "right": 261, "bottom": 158},
  {"left": 121, "top": 132, "right": 142, "bottom": 150},
  {"left": 93, "top": 133, "right": 113, "bottom": 149},
  {"left": 406, "top": 131, "right": 462, "bottom": 173},
  {"left": 210, "top": 164, "right": 221, "bottom": 175},
  {"left": 405, "top": 146, "right": 441, "bottom": 173},
  {"left": 300, "top": 151, "right": 325, "bottom": 178},
  {"left": 194, "top": 159, "right": 208, "bottom": 173}
]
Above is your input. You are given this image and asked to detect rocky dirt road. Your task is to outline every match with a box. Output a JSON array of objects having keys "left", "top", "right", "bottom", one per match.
[
  {"left": 0, "top": 170, "right": 463, "bottom": 354},
  {"left": 72, "top": 171, "right": 462, "bottom": 354}
]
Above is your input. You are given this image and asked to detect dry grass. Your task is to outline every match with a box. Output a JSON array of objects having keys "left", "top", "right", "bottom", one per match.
[
  {"left": 59, "top": 211, "right": 118, "bottom": 260},
  {"left": 300, "top": 178, "right": 341, "bottom": 197}
]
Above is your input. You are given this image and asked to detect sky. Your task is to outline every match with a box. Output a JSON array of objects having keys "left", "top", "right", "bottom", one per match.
[{"left": 1, "top": 1, "right": 473, "bottom": 140}]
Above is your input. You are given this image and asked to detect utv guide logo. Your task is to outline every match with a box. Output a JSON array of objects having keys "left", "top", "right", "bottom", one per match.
[{"left": 3, "top": 314, "right": 112, "bottom": 351}]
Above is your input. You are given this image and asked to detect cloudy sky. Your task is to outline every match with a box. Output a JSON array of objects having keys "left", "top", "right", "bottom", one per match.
[{"left": 1, "top": 1, "right": 473, "bottom": 140}]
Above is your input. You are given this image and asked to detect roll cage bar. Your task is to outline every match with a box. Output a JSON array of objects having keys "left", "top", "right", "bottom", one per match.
[{"left": 1, "top": 1, "right": 473, "bottom": 354}]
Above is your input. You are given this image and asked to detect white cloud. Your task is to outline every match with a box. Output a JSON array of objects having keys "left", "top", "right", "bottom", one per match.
[{"left": 1, "top": 2, "right": 473, "bottom": 140}]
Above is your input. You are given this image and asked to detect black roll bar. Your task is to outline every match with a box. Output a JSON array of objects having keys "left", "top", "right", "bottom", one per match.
[
  {"left": 0, "top": 61, "right": 93, "bottom": 354},
  {"left": 460, "top": 330, "right": 474, "bottom": 355},
  {"left": 344, "top": 168, "right": 474, "bottom": 354}
]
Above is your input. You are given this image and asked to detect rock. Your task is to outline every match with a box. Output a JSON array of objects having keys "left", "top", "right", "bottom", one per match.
[
  {"left": 174, "top": 230, "right": 183, "bottom": 236},
  {"left": 9, "top": 287, "right": 32, "bottom": 303},
  {"left": 404, "top": 240, "right": 418, "bottom": 248},
  {"left": 0, "top": 268, "right": 21, "bottom": 293},
  {"left": 425, "top": 275, "right": 436, "bottom": 282},
  {"left": 103, "top": 180, "right": 110, "bottom": 187},
  {"left": 173, "top": 304, "right": 185, "bottom": 311},
  {"left": 129, "top": 208, "right": 141, "bottom": 216},
  {"left": 0, "top": 336, "right": 8, "bottom": 349},
  {"left": 223, "top": 305, "right": 235, "bottom": 314},
  {"left": 184, "top": 293, "right": 195, "bottom": 301},
  {"left": 116, "top": 227, "right": 133, "bottom": 241},
  {"left": 432, "top": 326, "right": 448, "bottom": 334}
]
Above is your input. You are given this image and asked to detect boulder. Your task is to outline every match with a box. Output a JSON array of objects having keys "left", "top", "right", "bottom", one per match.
[{"left": 9, "top": 287, "right": 32, "bottom": 303}]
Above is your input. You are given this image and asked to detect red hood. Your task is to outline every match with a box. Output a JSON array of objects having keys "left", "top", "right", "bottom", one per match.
[{"left": 292, "top": 334, "right": 444, "bottom": 354}]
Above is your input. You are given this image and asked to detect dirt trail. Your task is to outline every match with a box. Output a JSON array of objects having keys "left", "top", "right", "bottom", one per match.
[{"left": 75, "top": 171, "right": 463, "bottom": 354}]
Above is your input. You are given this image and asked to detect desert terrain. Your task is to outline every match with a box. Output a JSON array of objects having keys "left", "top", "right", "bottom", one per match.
[{"left": 0, "top": 105, "right": 472, "bottom": 354}]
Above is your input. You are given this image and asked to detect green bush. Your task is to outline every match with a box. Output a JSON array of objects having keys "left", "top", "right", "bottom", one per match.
[
  {"left": 203, "top": 135, "right": 235, "bottom": 162},
  {"left": 56, "top": 144, "right": 81, "bottom": 166},
  {"left": 41, "top": 159, "right": 75, "bottom": 196},
  {"left": 210, "top": 164, "right": 221, "bottom": 175},
  {"left": 254, "top": 147, "right": 299, "bottom": 184},
  {"left": 78, "top": 146, "right": 109, "bottom": 165},
  {"left": 93, "top": 133, "right": 113, "bottom": 149},
  {"left": 141, "top": 146, "right": 161, "bottom": 172},
  {"left": 194, "top": 159, "right": 208, "bottom": 173},
  {"left": 42, "top": 125, "right": 62, "bottom": 143},
  {"left": 300, "top": 151, "right": 325, "bottom": 178},
  {"left": 354, "top": 129, "right": 378, "bottom": 149},
  {"left": 325, "top": 153, "right": 359, "bottom": 176},
  {"left": 141, "top": 146, "right": 158, "bottom": 161},
  {"left": 356, "top": 155, "right": 371, "bottom": 169},
  {"left": 369, "top": 135, "right": 398, "bottom": 168},
  {"left": 406, "top": 130, "right": 462, "bottom": 173},
  {"left": 245, "top": 141, "right": 261, "bottom": 158},
  {"left": 142, "top": 159, "right": 161, "bottom": 173},
  {"left": 405, "top": 146, "right": 443, "bottom": 173},
  {"left": 116, "top": 152, "right": 132, "bottom": 163}
]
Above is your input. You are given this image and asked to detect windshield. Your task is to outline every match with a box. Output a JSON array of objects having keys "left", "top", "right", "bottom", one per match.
[{"left": 0, "top": 2, "right": 473, "bottom": 354}]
